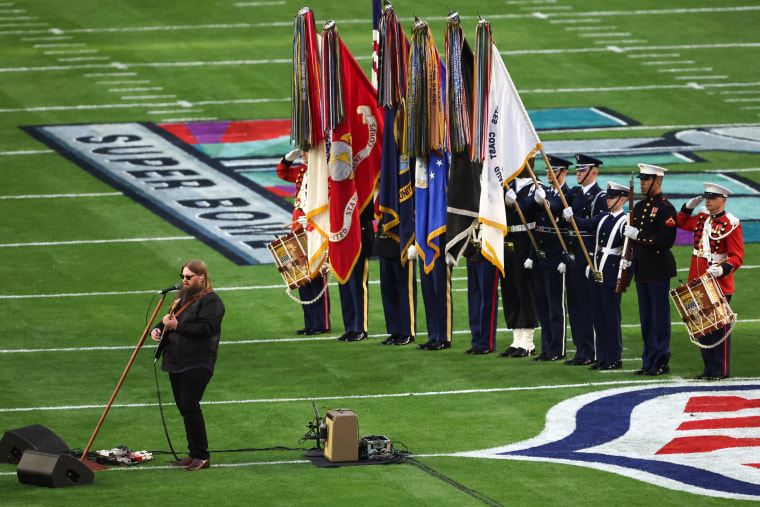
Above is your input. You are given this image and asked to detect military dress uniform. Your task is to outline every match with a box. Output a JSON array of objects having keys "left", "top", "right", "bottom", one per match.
[
  {"left": 416, "top": 234, "right": 454, "bottom": 350},
  {"left": 573, "top": 182, "right": 630, "bottom": 370},
  {"left": 629, "top": 164, "right": 677, "bottom": 375},
  {"left": 499, "top": 177, "right": 539, "bottom": 357},
  {"left": 564, "top": 159, "right": 607, "bottom": 365},
  {"left": 276, "top": 154, "right": 330, "bottom": 335},
  {"left": 677, "top": 183, "right": 744, "bottom": 379},
  {"left": 530, "top": 178, "right": 569, "bottom": 361}
]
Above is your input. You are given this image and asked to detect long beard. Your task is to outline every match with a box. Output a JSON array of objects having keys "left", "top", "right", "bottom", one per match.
[{"left": 178, "top": 284, "right": 203, "bottom": 304}]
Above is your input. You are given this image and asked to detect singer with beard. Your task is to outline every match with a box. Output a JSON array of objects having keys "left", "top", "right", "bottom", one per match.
[{"left": 150, "top": 259, "right": 225, "bottom": 471}]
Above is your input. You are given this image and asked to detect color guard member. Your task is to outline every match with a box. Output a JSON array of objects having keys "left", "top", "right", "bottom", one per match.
[
  {"left": 567, "top": 181, "right": 630, "bottom": 370},
  {"left": 563, "top": 154, "right": 607, "bottom": 366},
  {"left": 677, "top": 182, "right": 744, "bottom": 379},
  {"left": 623, "top": 164, "right": 677, "bottom": 376}
]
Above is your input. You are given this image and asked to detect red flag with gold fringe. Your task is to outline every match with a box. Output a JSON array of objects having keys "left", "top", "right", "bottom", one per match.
[{"left": 323, "top": 24, "right": 384, "bottom": 283}]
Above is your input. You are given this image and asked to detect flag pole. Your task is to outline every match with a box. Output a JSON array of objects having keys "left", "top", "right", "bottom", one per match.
[
  {"left": 524, "top": 162, "right": 570, "bottom": 255},
  {"left": 510, "top": 198, "right": 540, "bottom": 253},
  {"left": 538, "top": 149, "right": 594, "bottom": 270}
]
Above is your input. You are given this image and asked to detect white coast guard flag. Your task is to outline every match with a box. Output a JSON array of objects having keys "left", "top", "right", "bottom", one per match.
[
  {"left": 478, "top": 42, "right": 542, "bottom": 274},
  {"left": 304, "top": 140, "right": 329, "bottom": 277}
]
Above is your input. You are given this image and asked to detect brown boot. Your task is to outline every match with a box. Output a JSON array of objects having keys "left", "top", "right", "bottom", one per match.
[
  {"left": 171, "top": 457, "right": 193, "bottom": 467},
  {"left": 185, "top": 458, "right": 210, "bottom": 471}
]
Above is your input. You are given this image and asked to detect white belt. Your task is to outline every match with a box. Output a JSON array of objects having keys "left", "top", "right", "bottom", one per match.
[
  {"left": 507, "top": 223, "right": 535, "bottom": 233},
  {"left": 693, "top": 249, "right": 727, "bottom": 263},
  {"left": 597, "top": 246, "right": 622, "bottom": 256}
]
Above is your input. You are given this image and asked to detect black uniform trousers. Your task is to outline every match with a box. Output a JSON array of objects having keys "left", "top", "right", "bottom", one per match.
[{"left": 501, "top": 233, "right": 539, "bottom": 330}]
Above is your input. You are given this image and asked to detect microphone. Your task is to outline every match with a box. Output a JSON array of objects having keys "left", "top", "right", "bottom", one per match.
[{"left": 158, "top": 283, "right": 182, "bottom": 295}]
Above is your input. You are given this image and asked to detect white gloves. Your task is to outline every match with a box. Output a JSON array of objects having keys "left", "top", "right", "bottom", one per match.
[
  {"left": 523, "top": 258, "right": 533, "bottom": 270},
  {"left": 707, "top": 264, "right": 723, "bottom": 277},
  {"left": 623, "top": 224, "right": 639, "bottom": 240},
  {"left": 296, "top": 215, "right": 308, "bottom": 227},
  {"left": 585, "top": 265, "right": 590, "bottom": 278},
  {"left": 407, "top": 244, "right": 419, "bottom": 261},
  {"left": 557, "top": 262, "right": 566, "bottom": 274},
  {"left": 285, "top": 148, "right": 303, "bottom": 162},
  {"left": 505, "top": 188, "right": 517, "bottom": 205},
  {"left": 620, "top": 259, "right": 631, "bottom": 269},
  {"left": 562, "top": 207, "right": 574, "bottom": 220},
  {"left": 685, "top": 195, "right": 704, "bottom": 210},
  {"left": 533, "top": 187, "right": 546, "bottom": 205}
]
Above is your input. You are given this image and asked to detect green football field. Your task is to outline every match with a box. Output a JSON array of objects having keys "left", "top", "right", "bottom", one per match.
[{"left": 1, "top": 0, "right": 759, "bottom": 505}]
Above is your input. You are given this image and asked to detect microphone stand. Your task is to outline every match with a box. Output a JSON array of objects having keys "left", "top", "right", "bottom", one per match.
[{"left": 79, "top": 293, "right": 169, "bottom": 471}]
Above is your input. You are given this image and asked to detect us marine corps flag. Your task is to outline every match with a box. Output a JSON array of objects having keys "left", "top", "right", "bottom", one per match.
[
  {"left": 471, "top": 20, "right": 542, "bottom": 275},
  {"left": 322, "top": 21, "right": 384, "bottom": 283}
]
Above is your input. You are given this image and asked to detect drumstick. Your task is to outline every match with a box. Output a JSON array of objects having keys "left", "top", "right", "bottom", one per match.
[{"left": 281, "top": 220, "right": 297, "bottom": 229}]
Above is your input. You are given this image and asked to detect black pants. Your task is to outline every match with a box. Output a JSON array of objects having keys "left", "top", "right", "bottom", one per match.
[{"left": 170, "top": 368, "right": 213, "bottom": 460}]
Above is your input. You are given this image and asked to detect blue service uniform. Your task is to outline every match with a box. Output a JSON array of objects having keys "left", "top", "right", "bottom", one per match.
[
  {"left": 565, "top": 183, "right": 607, "bottom": 362},
  {"left": 529, "top": 183, "right": 569, "bottom": 360},
  {"left": 631, "top": 192, "right": 677, "bottom": 371},
  {"left": 575, "top": 209, "right": 629, "bottom": 367}
]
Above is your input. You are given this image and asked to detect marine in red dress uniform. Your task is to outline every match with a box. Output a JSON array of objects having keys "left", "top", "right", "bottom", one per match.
[
  {"left": 677, "top": 182, "right": 744, "bottom": 380},
  {"left": 276, "top": 149, "right": 331, "bottom": 335}
]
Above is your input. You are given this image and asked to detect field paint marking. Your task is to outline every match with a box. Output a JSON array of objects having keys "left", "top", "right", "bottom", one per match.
[
  {"left": 0, "top": 236, "right": 194, "bottom": 248},
  {"left": 0, "top": 191, "right": 122, "bottom": 198},
  {"left": 1, "top": 378, "right": 735, "bottom": 413},
  {"left": 5, "top": 318, "right": 760, "bottom": 355}
]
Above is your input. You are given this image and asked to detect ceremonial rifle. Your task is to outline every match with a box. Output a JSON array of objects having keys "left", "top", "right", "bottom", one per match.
[{"left": 615, "top": 171, "right": 635, "bottom": 293}]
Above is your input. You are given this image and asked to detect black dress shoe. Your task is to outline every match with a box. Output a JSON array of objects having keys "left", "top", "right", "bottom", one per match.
[
  {"left": 464, "top": 348, "right": 475, "bottom": 354},
  {"left": 696, "top": 373, "right": 728, "bottom": 380},
  {"left": 499, "top": 346, "right": 518, "bottom": 357},
  {"left": 306, "top": 328, "right": 329, "bottom": 335},
  {"left": 511, "top": 347, "right": 535, "bottom": 358},
  {"left": 532, "top": 353, "right": 548, "bottom": 362},
  {"left": 546, "top": 354, "right": 566, "bottom": 362},
  {"left": 337, "top": 332, "right": 353, "bottom": 341},
  {"left": 296, "top": 327, "right": 311, "bottom": 335},
  {"left": 599, "top": 360, "right": 622, "bottom": 370},
  {"left": 588, "top": 362, "right": 602, "bottom": 370},
  {"left": 633, "top": 368, "right": 648, "bottom": 375},
  {"left": 644, "top": 364, "right": 670, "bottom": 376},
  {"left": 421, "top": 341, "right": 449, "bottom": 351},
  {"left": 470, "top": 348, "right": 493, "bottom": 355},
  {"left": 393, "top": 335, "right": 415, "bottom": 346},
  {"left": 346, "top": 331, "right": 368, "bottom": 342},
  {"left": 380, "top": 334, "right": 400, "bottom": 345},
  {"left": 417, "top": 341, "right": 431, "bottom": 350}
]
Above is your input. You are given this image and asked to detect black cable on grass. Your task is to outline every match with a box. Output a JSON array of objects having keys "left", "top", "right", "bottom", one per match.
[{"left": 403, "top": 456, "right": 505, "bottom": 507}]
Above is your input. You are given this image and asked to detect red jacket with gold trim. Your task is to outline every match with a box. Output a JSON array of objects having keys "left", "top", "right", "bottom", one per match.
[{"left": 677, "top": 207, "right": 744, "bottom": 295}]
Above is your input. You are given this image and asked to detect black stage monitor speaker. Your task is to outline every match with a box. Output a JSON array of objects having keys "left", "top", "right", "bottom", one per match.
[
  {"left": 17, "top": 450, "right": 94, "bottom": 488},
  {"left": 0, "top": 424, "right": 70, "bottom": 464}
]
